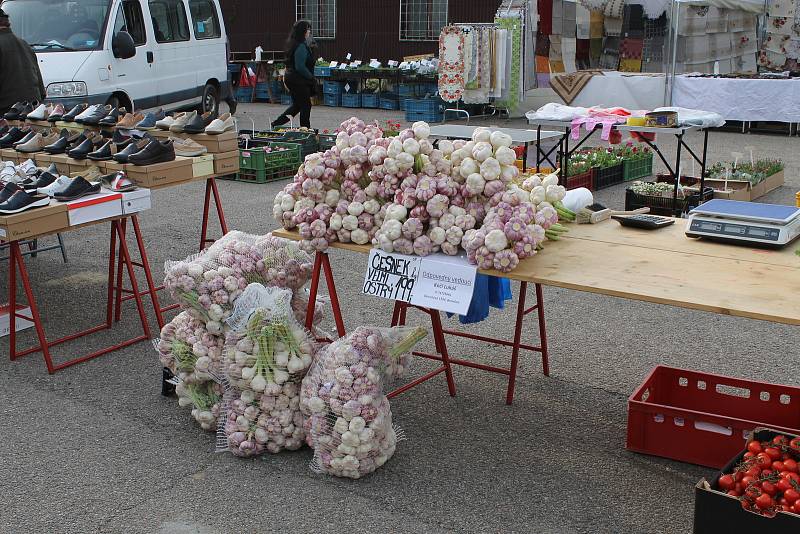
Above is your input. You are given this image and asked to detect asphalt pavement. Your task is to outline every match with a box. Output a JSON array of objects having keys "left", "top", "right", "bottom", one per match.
[{"left": 1, "top": 103, "right": 798, "bottom": 534}]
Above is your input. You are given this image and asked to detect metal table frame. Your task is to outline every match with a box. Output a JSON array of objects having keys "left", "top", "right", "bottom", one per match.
[{"left": 528, "top": 119, "right": 710, "bottom": 214}]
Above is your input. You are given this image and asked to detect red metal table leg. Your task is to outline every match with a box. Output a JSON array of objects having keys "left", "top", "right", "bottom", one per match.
[
  {"left": 505, "top": 281, "right": 528, "bottom": 405},
  {"left": 114, "top": 218, "right": 127, "bottom": 322},
  {"left": 535, "top": 283, "right": 550, "bottom": 377},
  {"left": 8, "top": 242, "right": 53, "bottom": 371},
  {"left": 199, "top": 178, "right": 228, "bottom": 252},
  {"left": 321, "top": 252, "right": 345, "bottom": 338},
  {"left": 131, "top": 214, "right": 165, "bottom": 329},
  {"left": 305, "top": 253, "right": 323, "bottom": 331}
]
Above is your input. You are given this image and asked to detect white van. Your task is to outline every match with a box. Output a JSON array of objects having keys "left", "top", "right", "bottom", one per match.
[{"left": 1, "top": 0, "right": 231, "bottom": 114}]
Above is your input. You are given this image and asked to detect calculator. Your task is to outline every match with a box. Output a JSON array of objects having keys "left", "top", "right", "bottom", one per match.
[{"left": 611, "top": 214, "right": 675, "bottom": 229}]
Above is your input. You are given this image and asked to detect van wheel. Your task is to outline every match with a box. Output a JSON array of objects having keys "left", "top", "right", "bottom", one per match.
[{"left": 202, "top": 84, "right": 219, "bottom": 115}]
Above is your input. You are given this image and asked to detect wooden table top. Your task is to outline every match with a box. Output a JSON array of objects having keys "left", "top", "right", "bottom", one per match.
[{"left": 273, "top": 220, "right": 800, "bottom": 326}]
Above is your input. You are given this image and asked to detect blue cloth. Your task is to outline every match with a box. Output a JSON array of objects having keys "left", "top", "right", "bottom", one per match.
[{"left": 447, "top": 275, "right": 513, "bottom": 324}]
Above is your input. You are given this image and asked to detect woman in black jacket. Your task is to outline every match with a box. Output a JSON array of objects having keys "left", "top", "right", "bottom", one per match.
[{"left": 272, "top": 20, "right": 316, "bottom": 128}]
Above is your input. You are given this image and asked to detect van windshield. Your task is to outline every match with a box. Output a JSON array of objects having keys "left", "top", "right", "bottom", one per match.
[{"left": 2, "top": 0, "right": 112, "bottom": 51}]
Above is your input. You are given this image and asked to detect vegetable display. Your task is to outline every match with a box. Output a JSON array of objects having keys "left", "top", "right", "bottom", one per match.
[
  {"left": 715, "top": 434, "right": 800, "bottom": 518},
  {"left": 274, "top": 117, "right": 575, "bottom": 271},
  {"left": 300, "top": 326, "right": 427, "bottom": 478}
]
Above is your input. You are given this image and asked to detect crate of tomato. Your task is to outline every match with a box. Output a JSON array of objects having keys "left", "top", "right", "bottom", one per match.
[{"left": 694, "top": 428, "right": 800, "bottom": 533}]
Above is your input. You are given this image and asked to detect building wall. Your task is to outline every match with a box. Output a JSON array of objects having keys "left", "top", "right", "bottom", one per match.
[{"left": 220, "top": 1, "right": 498, "bottom": 60}]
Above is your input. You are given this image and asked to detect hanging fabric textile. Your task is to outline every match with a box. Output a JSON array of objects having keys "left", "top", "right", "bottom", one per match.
[
  {"left": 463, "top": 26, "right": 494, "bottom": 104},
  {"left": 438, "top": 25, "right": 466, "bottom": 103}
]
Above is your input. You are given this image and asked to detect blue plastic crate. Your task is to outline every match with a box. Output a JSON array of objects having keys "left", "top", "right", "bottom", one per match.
[
  {"left": 422, "top": 82, "right": 439, "bottom": 95},
  {"left": 323, "top": 81, "right": 344, "bottom": 95},
  {"left": 405, "top": 110, "right": 444, "bottom": 123},
  {"left": 398, "top": 83, "right": 420, "bottom": 96},
  {"left": 324, "top": 93, "right": 342, "bottom": 106},
  {"left": 379, "top": 98, "right": 399, "bottom": 110},
  {"left": 280, "top": 94, "right": 293, "bottom": 105},
  {"left": 399, "top": 98, "right": 409, "bottom": 111},
  {"left": 314, "top": 65, "right": 332, "bottom": 77},
  {"left": 341, "top": 93, "right": 361, "bottom": 108},
  {"left": 235, "top": 87, "right": 253, "bottom": 102},
  {"left": 361, "top": 93, "right": 379, "bottom": 108},
  {"left": 404, "top": 97, "right": 446, "bottom": 114}
]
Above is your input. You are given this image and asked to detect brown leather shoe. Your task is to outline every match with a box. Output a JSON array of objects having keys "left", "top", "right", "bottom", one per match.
[{"left": 117, "top": 112, "right": 145, "bottom": 130}]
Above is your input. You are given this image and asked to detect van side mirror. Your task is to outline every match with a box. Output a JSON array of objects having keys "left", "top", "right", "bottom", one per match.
[{"left": 112, "top": 31, "right": 136, "bottom": 59}]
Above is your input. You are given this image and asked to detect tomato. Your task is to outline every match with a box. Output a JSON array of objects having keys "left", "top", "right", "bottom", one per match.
[
  {"left": 763, "top": 469, "right": 774, "bottom": 477},
  {"left": 791, "top": 437, "right": 800, "bottom": 452},
  {"left": 783, "top": 472, "right": 800, "bottom": 483},
  {"left": 794, "top": 502, "right": 800, "bottom": 515},
  {"left": 780, "top": 497, "right": 789, "bottom": 506},
  {"left": 718, "top": 474, "right": 736, "bottom": 491},
  {"left": 748, "top": 440, "right": 764, "bottom": 454},
  {"left": 735, "top": 482, "right": 744, "bottom": 493},
  {"left": 746, "top": 465, "right": 763, "bottom": 477},
  {"left": 742, "top": 475, "right": 757, "bottom": 487},
  {"left": 734, "top": 470, "right": 745, "bottom": 482},
  {"left": 745, "top": 485, "right": 761, "bottom": 499},
  {"left": 765, "top": 447, "right": 782, "bottom": 461},
  {"left": 784, "top": 459, "right": 798, "bottom": 473},
  {"left": 756, "top": 493, "right": 774, "bottom": 510},
  {"left": 761, "top": 481, "right": 778, "bottom": 496},
  {"left": 774, "top": 435, "right": 789, "bottom": 446},
  {"left": 783, "top": 505, "right": 794, "bottom": 512},
  {"left": 744, "top": 451, "right": 756, "bottom": 460},
  {"left": 784, "top": 489, "right": 800, "bottom": 504},
  {"left": 727, "top": 489, "right": 741, "bottom": 497},
  {"left": 773, "top": 461, "right": 786, "bottom": 472},
  {"left": 756, "top": 453, "right": 773, "bottom": 468},
  {"left": 777, "top": 478, "right": 792, "bottom": 492}
]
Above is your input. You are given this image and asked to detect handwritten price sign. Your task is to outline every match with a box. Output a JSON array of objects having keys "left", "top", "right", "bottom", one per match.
[{"left": 362, "top": 249, "right": 421, "bottom": 303}]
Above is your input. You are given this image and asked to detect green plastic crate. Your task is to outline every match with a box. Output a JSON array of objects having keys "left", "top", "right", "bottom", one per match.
[
  {"left": 238, "top": 142, "right": 301, "bottom": 183},
  {"left": 319, "top": 133, "right": 336, "bottom": 151},
  {"left": 623, "top": 153, "right": 654, "bottom": 181},
  {"left": 261, "top": 129, "right": 320, "bottom": 158}
]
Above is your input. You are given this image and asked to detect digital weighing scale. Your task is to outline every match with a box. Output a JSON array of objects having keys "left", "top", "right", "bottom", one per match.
[{"left": 686, "top": 199, "right": 800, "bottom": 248}]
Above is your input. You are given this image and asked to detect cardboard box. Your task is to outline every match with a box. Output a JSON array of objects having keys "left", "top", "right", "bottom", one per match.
[
  {"left": 751, "top": 169, "right": 784, "bottom": 200},
  {"left": 682, "top": 179, "right": 752, "bottom": 202},
  {"left": 0, "top": 202, "right": 69, "bottom": 241},
  {"left": 150, "top": 130, "right": 238, "bottom": 153},
  {"left": 125, "top": 157, "right": 193, "bottom": 188},
  {"left": 103, "top": 161, "right": 127, "bottom": 174},
  {"left": 192, "top": 155, "right": 215, "bottom": 178},
  {"left": 47, "top": 154, "right": 91, "bottom": 174},
  {"left": 0, "top": 148, "right": 21, "bottom": 164},
  {"left": 121, "top": 188, "right": 152, "bottom": 214},
  {"left": 693, "top": 428, "right": 800, "bottom": 533},
  {"left": 0, "top": 304, "right": 34, "bottom": 338},
  {"left": 26, "top": 120, "right": 52, "bottom": 131},
  {"left": 213, "top": 150, "right": 239, "bottom": 175},
  {"left": 64, "top": 192, "right": 123, "bottom": 226}
]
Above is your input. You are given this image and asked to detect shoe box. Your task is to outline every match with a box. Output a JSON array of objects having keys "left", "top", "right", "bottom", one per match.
[
  {"left": 192, "top": 155, "right": 215, "bottom": 179},
  {"left": 121, "top": 188, "right": 151, "bottom": 215},
  {"left": 150, "top": 130, "right": 238, "bottom": 153},
  {"left": 63, "top": 191, "right": 123, "bottom": 226},
  {"left": 40, "top": 154, "right": 94, "bottom": 175},
  {"left": 213, "top": 150, "right": 240, "bottom": 176},
  {"left": 0, "top": 201, "right": 69, "bottom": 241},
  {"left": 0, "top": 303, "right": 34, "bottom": 338},
  {"left": 124, "top": 157, "right": 194, "bottom": 188}
]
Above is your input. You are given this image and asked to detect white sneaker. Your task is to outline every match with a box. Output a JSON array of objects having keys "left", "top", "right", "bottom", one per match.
[
  {"left": 27, "top": 103, "right": 49, "bottom": 121},
  {"left": 38, "top": 175, "right": 73, "bottom": 196},
  {"left": 1, "top": 161, "right": 16, "bottom": 181},
  {"left": 205, "top": 113, "right": 235, "bottom": 134},
  {"left": 16, "top": 159, "right": 37, "bottom": 176},
  {"left": 155, "top": 115, "right": 176, "bottom": 131}
]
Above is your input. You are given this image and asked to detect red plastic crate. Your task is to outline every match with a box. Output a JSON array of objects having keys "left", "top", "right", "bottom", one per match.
[
  {"left": 627, "top": 366, "right": 800, "bottom": 468},
  {"left": 565, "top": 170, "right": 593, "bottom": 191}
]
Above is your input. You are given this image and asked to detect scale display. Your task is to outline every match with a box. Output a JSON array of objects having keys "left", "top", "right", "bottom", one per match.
[{"left": 689, "top": 219, "right": 780, "bottom": 241}]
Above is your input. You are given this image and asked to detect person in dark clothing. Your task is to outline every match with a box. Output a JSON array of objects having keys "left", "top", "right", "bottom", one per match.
[
  {"left": 271, "top": 20, "right": 315, "bottom": 129},
  {"left": 0, "top": 8, "right": 45, "bottom": 115}
]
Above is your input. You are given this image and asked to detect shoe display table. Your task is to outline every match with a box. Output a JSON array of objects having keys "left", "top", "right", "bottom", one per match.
[{"left": 273, "top": 220, "right": 800, "bottom": 404}]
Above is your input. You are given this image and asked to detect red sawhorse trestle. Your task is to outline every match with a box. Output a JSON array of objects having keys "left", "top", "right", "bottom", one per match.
[
  {"left": 302, "top": 251, "right": 550, "bottom": 404},
  {"left": 7, "top": 218, "right": 151, "bottom": 373},
  {"left": 114, "top": 178, "right": 230, "bottom": 331}
]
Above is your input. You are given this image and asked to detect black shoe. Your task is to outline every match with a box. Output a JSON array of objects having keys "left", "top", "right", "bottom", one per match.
[
  {"left": 18, "top": 101, "right": 38, "bottom": 121},
  {"left": 12, "top": 130, "right": 37, "bottom": 148},
  {"left": 22, "top": 171, "right": 57, "bottom": 192},
  {"left": 0, "top": 127, "right": 27, "bottom": 148},
  {"left": 87, "top": 140, "right": 114, "bottom": 161},
  {"left": 3, "top": 102, "right": 28, "bottom": 120},
  {"left": 79, "top": 105, "right": 113, "bottom": 125},
  {"left": 271, "top": 115, "right": 290, "bottom": 128},
  {"left": 0, "top": 189, "right": 50, "bottom": 214},
  {"left": 53, "top": 176, "right": 101, "bottom": 201},
  {"left": 0, "top": 125, "right": 8, "bottom": 137},
  {"left": 112, "top": 129, "right": 133, "bottom": 148},
  {"left": 113, "top": 137, "right": 151, "bottom": 163},
  {"left": 62, "top": 103, "right": 89, "bottom": 123},
  {"left": 67, "top": 137, "right": 103, "bottom": 159},
  {"left": 0, "top": 182, "right": 22, "bottom": 203},
  {"left": 43, "top": 130, "right": 79, "bottom": 154},
  {"left": 127, "top": 139, "right": 175, "bottom": 166},
  {"left": 182, "top": 111, "right": 216, "bottom": 134},
  {"left": 98, "top": 107, "right": 124, "bottom": 127}
]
